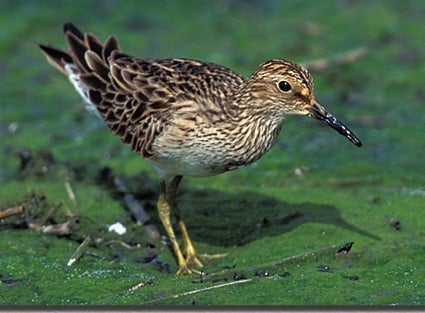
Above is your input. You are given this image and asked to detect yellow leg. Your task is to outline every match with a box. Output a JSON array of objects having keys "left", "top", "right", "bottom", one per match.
[
  {"left": 180, "top": 218, "right": 228, "bottom": 263},
  {"left": 157, "top": 179, "right": 192, "bottom": 275},
  {"left": 177, "top": 219, "right": 203, "bottom": 268},
  {"left": 165, "top": 176, "right": 201, "bottom": 269},
  {"left": 167, "top": 176, "right": 227, "bottom": 270}
]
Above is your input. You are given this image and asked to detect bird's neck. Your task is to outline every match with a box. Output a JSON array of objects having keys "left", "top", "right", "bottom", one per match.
[{"left": 222, "top": 92, "right": 285, "bottom": 168}]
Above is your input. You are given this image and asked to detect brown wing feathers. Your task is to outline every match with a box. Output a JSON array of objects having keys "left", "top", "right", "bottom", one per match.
[
  {"left": 38, "top": 44, "right": 73, "bottom": 75},
  {"left": 39, "top": 23, "right": 119, "bottom": 81},
  {"left": 39, "top": 23, "right": 161, "bottom": 157}
]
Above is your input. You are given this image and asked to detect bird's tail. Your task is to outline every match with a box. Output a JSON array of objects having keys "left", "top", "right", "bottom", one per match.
[
  {"left": 39, "top": 23, "right": 123, "bottom": 116},
  {"left": 39, "top": 22, "right": 120, "bottom": 77}
]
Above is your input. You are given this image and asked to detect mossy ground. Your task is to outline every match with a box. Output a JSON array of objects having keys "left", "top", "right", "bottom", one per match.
[{"left": 1, "top": 0, "right": 424, "bottom": 306}]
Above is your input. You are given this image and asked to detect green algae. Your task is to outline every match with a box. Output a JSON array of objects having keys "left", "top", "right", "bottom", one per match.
[{"left": 1, "top": 0, "right": 424, "bottom": 306}]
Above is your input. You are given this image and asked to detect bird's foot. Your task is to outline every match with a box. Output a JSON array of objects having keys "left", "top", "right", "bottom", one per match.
[
  {"left": 176, "top": 265, "right": 201, "bottom": 276},
  {"left": 176, "top": 252, "right": 228, "bottom": 275}
]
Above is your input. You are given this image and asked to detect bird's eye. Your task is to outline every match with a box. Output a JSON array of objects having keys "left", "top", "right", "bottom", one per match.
[{"left": 278, "top": 81, "right": 291, "bottom": 92}]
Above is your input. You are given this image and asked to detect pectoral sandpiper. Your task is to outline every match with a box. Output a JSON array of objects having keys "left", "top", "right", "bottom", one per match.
[{"left": 39, "top": 23, "right": 362, "bottom": 275}]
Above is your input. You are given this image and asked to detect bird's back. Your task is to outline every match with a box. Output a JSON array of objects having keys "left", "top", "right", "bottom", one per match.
[{"left": 39, "top": 23, "right": 246, "bottom": 161}]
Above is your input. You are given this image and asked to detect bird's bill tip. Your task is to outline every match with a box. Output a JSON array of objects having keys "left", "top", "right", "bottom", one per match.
[{"left": 309, "top": 102, "right": 362, "bottom": 147}]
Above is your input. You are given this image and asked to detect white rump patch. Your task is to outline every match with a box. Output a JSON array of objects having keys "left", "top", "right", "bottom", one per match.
[{"left": 64, "top": 63, "right": 101, "bottom": 118}]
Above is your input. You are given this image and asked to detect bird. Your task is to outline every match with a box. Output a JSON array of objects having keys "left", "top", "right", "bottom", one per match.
[{"left": 39, "top": 23, "right": 362, "bottom": 275}]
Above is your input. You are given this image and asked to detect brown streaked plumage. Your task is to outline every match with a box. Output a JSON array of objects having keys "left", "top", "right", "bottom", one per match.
[{"left": 39, "top": 23, "right": 362, "bottom": 275}]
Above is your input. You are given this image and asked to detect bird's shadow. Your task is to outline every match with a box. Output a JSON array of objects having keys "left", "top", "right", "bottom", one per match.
[
  {"left": 176, "top": 188, "right": 380, "bottom": 247},
  {"left": 95, "top": 168, "right": 380, "bottom": 248}
]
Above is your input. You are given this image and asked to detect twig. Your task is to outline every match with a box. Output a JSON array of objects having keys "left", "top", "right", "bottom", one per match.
[
  {"left": 123, "top": 192, "right": 161, "bottom": 243},
  {"left": 123, "top": 194, "right": 150, "bottom": 223},
  {"left": 67, "top": 237, "right": 92, "bottom": 266},
  {"left": 27, "top": 221, "right": 71, "bottom": 236},
  {"left": 39, "top": 206, "right": 56, "bottom": 226},
  {"left": 128, "top": 277, "right": 155, "bottom": 292},
  {"left": 198, "top": 243, "right": 342, "bottom": 283},
  {"left": 84, "top": 251, "right": 110, "bottom": 262},
  {"left": 103, "top": 240, "right": 142, "bottom": 250},
  {"left": 0, "top": 205, "right": 25, "bottom": 220},
  {"left": 64, "top": 181, "right": 77, "bottom": 205},
  {"left": 258, "top": 243, "right": 340, "bottom": 269},
  {"left": 142, "top": 278, "right": 252, "bottom": 304},
  {"left": 301, "top": 47, "right": 367, "bottom": 72}
]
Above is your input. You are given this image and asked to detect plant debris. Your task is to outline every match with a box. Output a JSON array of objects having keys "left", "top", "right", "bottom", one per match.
[
  {"left": 0, "top": 205, "right": 25, "bottom": 220},
  {"left": 96, "top": 166, "right": 161, "bottom": 244},
  {"left": 0, "top": 190, "right": 164, "bottom": 271},
  {"left": 67, "top": 237, "right": 92, "bottom": 266}
]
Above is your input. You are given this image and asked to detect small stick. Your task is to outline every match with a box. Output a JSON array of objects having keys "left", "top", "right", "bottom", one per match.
[
  {"left": 104, "top": 240, "right": 141, "bottom": 250},
  {"left": 39, "top": 206, "right": 56, "bottom": 226},
  {"left": 64, "top": 181, "right": 77, "bottom": 205},
  {"left": 123, "top": 194, "right": 150, "bottom": 223},
  {"left": 67, "top": 237, "right": 92, "bottom": 266},
  {"left": 27, "top": 221, "right": 71, "bottom": 236},
  {"left": 302, "top": 47, "right": 368, "bottom": 72},
  {"left": 84, "top": 251, "right": 110, "bottom": 262},
  {"left": 199, "top": 243, "right": 341, "bottom": 283},
  {"left": 142, "top": 278, "right": 252, "bottom": 304},
  {"left": 129, "top": 277, "right": 154, "bottom": 292},
  {"left": 0, "top": 205, "right": 25, "bottom": 220},
  {"left": 260, "top": 243, "right": 340, "bottom": 269},
  {"left": 123, "top": 194, "right": 162, "bottom": 243}
]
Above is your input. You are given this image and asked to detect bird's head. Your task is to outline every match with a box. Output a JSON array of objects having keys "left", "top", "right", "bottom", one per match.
[{"left": 246, "top": 59, "right": 362, "bottom": 147}]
